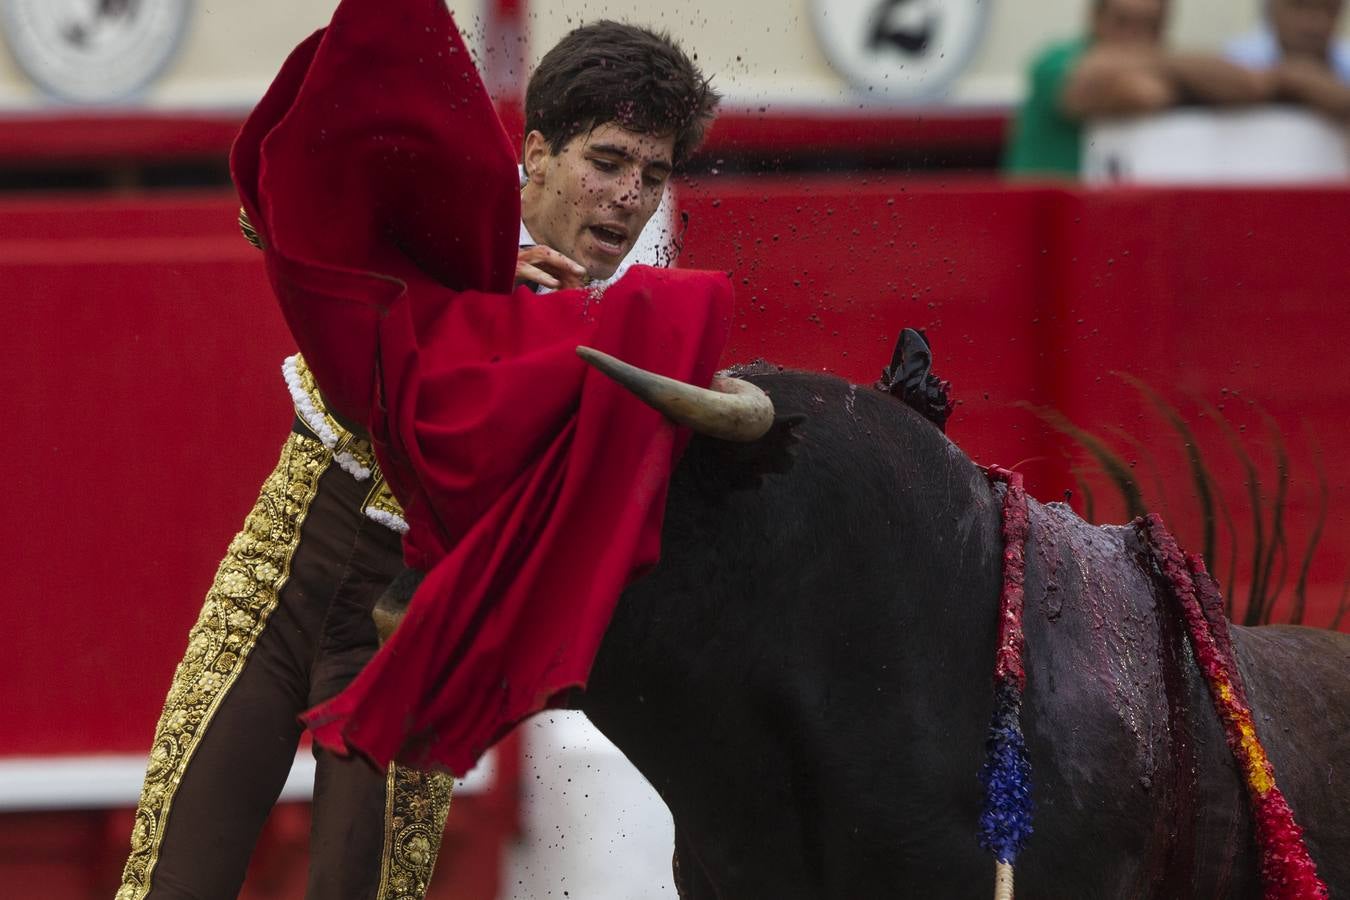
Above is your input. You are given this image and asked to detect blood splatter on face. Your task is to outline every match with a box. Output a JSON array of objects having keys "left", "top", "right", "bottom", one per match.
[{"left": 521, "top": 123, "right": 675, "bottom": 281}]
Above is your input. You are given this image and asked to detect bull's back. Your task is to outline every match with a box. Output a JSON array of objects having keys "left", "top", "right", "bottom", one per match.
[
  {"left": 1231, "top": 624, "right": 1350, "bottom": 892},
  {"left": 1015, "top": 502, "right": 1228, "bottom": 895},
  {"left": 1018, "top": 502, "right": 1295, "bottom": 896}
]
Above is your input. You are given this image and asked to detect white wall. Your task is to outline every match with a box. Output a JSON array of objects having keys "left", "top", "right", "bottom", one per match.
[
  {"left": 0, "top": 0, "right": 481, "bottom": 108},
  {"left": 507, "top": 713, "right": 677, "bottom": 899},
  {"left": 506, "top": 0, "right": 1344, "bottom": 105},
  {"left": 3, "top": 0, "right": 1348, "bottom": 110}
]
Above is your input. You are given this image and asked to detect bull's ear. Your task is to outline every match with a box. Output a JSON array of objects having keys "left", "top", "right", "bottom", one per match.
[
  {"left": 710, "top": 412, "right": 805, "bottom": 482},
  {"left": 769, "top": 413, "right": 807, "bottom": 442},
  {"left": 685, "top": 412, "right": 804, "bottom": 497}
]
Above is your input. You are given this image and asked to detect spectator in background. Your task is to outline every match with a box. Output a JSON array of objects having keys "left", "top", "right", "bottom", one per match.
[
  {"left": 1006, "top": 0, "right": 1271, "bottom": 176},
  {"left": 1227, "top": 0, "right": 1350, "bottom": 119}
]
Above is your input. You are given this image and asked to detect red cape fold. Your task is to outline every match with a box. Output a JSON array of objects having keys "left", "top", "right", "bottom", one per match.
[{"left": 230, "top": 0, "right": 733, "bottom": 775}]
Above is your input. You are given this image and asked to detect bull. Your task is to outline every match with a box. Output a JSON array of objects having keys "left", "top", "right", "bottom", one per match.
[{"left": 569, "top": 342, "right": 1350, "bottom": 898}]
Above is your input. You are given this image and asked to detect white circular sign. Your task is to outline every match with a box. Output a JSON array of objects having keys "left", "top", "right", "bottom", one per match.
[
  {"left": 1, "top": 0, "right": 192, "bottom": 104},
  {"left": 811, "top": 0, "right": 990, "bottom": 101}
]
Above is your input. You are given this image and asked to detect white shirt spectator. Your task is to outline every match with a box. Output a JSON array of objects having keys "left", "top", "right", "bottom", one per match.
[{"left": 1226, "top": 28, "right": 1350, "bottom": 82}]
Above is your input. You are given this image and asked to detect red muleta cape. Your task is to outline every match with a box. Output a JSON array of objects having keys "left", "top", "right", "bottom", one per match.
[{"left": 230, "top": 0, "right": 732, "bottom": 776}]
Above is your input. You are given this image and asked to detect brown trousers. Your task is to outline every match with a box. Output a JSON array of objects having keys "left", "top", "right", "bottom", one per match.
[{"left": 117, "top": 431, "right": 452, "bottom": 900}]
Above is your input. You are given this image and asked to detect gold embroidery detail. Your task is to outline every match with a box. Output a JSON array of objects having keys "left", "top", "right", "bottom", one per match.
[
  {"left": 292, "top": 355, "right": 384, "bottom": 478},
  {"left": 376, "top": 766, "right": 455, "bottom": 899},
  {"left": 364, "top": 475, "right": 405, "bottom": 522},
  {"left": 239, "top": 207, "right": 264, "bottom": 250},
  {"left": 116, "top": 433, "right": 329, "bottom": 899},
  {"left": 290, "top": 355, "right": 406, "bottom": 530}
]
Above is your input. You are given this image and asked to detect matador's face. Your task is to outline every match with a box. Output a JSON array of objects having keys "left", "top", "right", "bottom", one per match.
[{"left": 521, "top": 123, "right": 675, "bottom": 281}]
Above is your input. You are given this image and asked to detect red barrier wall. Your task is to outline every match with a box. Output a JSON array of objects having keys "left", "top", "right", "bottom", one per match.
[
  {"left": 6, "top": 195, "right": 292, "bottom": 755},
  {"left": 2, "top": 194, "right": 520, "bottom": 897},
  {"left": 5, "top": 181, "right": 1347, "bottom": 757},
  {"left": 679, "top": 177, "right": 1349, "bottom": 629}
]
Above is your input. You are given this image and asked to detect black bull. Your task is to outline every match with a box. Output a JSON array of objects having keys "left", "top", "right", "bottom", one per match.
[{"left": 577, "top": 368, "right": 1350, "bottom": 898}]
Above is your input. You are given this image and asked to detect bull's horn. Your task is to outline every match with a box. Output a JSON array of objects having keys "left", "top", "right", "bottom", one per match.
[{"left": 576, "top": 345, "right": 774, "bottom": 442}]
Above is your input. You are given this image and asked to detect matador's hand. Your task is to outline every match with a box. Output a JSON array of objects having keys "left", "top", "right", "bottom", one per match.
[{"left": 516, "top": 245, "right": 587, "bottom": 291}]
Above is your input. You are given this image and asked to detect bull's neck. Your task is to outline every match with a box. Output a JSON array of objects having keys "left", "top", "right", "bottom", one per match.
[{"left": 581, "top": 401, "right": 1005, "bottom": 892}]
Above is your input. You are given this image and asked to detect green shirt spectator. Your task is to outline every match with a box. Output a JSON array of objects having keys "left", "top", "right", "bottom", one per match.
[{"left": 1007, "top": 39, "right": 1089, "bottom": 176}]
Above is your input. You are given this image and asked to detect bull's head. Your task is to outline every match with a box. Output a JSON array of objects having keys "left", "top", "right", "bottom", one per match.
[{"left": 575, "top": 346, "right": 775, "bottom": 442}]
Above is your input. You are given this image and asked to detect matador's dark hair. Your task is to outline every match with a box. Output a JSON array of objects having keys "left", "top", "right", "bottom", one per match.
[{"left": 525, "top": 20, "right": 720, "bottom": 169}]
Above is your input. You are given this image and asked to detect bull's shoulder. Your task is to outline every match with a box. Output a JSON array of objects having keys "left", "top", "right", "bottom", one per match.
[
  {"left": 1232, "top": 622, "right": 1350, "bottom": 661},
  {"left": 1231, "top": 624, "right": 1350, "bottom": 744},
  {"left": 1232, "top": 623, "right": 1350, "bottom": 680}
]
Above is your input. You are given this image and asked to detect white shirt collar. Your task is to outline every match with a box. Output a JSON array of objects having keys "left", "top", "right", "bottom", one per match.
[{"left": 518, "top": 218, "right": 553, "bottom": 294}]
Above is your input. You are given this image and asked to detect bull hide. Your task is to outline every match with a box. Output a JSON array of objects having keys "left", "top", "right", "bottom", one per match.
[{"left": 581, "top": 368, "right": 1350, "bottom": 898}]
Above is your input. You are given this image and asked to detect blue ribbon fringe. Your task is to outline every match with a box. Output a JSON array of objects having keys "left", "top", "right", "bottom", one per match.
[{"left": 978, "top": 680, "right": 1034, "bottom": 864}]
